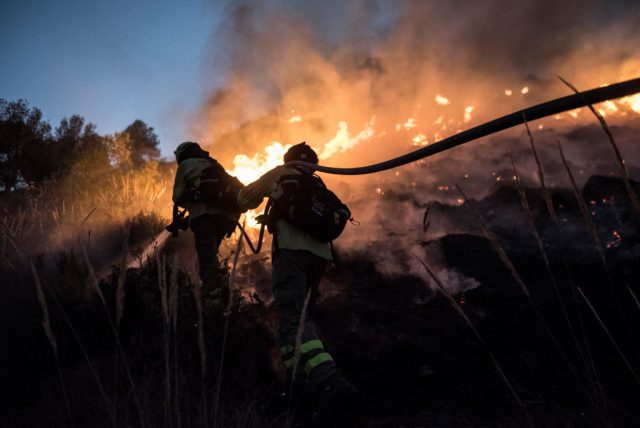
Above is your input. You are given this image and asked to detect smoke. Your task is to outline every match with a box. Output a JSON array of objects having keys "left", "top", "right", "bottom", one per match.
[
  {"left": 192, "top": 0, "right": 640, "bottom": 165},
  {"left": 190, "top": 0, "right": 640, "bottom": 295}
]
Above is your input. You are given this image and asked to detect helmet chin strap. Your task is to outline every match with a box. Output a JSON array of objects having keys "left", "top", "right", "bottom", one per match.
[{"left": 287, "top": 77, "right": 640, "bottom": 176}]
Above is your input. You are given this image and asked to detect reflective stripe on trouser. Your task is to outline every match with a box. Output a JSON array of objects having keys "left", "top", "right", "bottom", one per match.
[
  {"left": 273, "top": 249, "right": 337, "bottom": 385},
  {"left": 280, "top": 339, "right": 334, "bottom": 376}
]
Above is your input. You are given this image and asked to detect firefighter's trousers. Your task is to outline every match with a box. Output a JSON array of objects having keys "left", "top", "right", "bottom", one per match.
[
  {"left": 190, "top": 214, "right": 235, "bottom": 304},
  {"left": 272, "top": 249, "right": 337, "bottom": 385}
]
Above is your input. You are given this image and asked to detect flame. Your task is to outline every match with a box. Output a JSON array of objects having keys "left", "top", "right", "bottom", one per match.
[
  {"left": 242, "top": 209, "right": 261, "bottom": 229},
  {"left": 230, "top": 141, "right": 291, "bottom": 185},
  {"left": 218, "top": 78, "right": 640, "bottom": 233},
  {"left": 435, "top": 94, "right": 450, "bottom": 105},
  {"left": 619, "top": 94, "right": 640, "bottom": 114},
  {"left": 603, "top": 100, "right": 618, "bottom": 113},
  {"left": 463, "top": 106, "right": 474, "bottom": 123},
  {"left": 402, "top": 117, "right": 417, "bottom": 130},
  {"left": 606, "top": 230, "right": 623, "bottom": 249},
  {"left": 228, "top": 143, "right": 290, "bottom": 229},
  {"left": 568, "top": 109, "right": 581, "bottom": 118},
  {"left": 319, "top": 119, "right": 375, "bottom": 160},
  {"left": 412, "top": 133, "right": 428, "bottom": 146},
  {"left": 226, "top": 119, "right": 375, "bottom": 229}
]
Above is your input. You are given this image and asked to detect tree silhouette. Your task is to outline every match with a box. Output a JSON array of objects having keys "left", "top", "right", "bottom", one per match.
[
  {"left": 123, "top": 119, "right": 160, "bottom": 168},
  {"left": 0, "top": 99, "right": 52, "bottom": 191},
  {"left": 53, "top": 115, "right": 106, "bottom": 172}
]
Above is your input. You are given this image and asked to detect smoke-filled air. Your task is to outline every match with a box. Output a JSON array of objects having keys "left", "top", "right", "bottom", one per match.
[{"left": 2, "top": 0, "right": 640, "bottom": 426}]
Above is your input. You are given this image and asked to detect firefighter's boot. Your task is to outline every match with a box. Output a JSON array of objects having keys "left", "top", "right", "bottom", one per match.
[{"left": 313, "top": 374, "right": 357, "bottom": 421}]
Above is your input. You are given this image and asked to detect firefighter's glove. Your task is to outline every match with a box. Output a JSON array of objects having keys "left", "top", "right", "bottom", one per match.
[
  {"left": 166, "top": 221, "right": 180, "bottom": 238},
  {"left": 166, "top": 216, "right": 189, "bottom": 238}
]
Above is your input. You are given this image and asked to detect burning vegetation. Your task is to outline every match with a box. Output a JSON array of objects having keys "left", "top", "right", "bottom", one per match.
[
  {"left": 3, "top": 1, "right": 640, "bottom": 427},
  {"left": 3, "top": 84, "right": 640, "bottom": 426}
]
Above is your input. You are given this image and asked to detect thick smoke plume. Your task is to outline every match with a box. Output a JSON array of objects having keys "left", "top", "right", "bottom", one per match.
[
  {"left": 193, "top": 0, "right": 640, "bottom": 164},
  {"left": 190, "top": 0, "right": 640, "bottom": 293}
]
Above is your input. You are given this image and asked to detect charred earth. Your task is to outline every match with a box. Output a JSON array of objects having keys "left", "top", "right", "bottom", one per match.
[{"left": 1, "top": 175, "right": 640, "bottom": 427}]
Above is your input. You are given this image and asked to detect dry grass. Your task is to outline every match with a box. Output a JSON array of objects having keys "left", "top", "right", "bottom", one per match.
[
  {"left": 456, "top": 182, "right": 581, "bottom": 382},
  {"left": 522, "top": 114, "right": 557, "bottom": 223},
  {"left": 412, "top": 254, "right": 527, "bottom": 413},
  {"left": 455, "top": 184, "right": 531, "bottom": 298},
  {"left": 557, "top": 140, "right": 606, "bottom": 265},
  {"left": 577, "top": 287, "right": 640, "bottom": 385},
  {"left": 116, "top": 223, "right": 131, "bottom": 329},
  {"left": 191, "top": 269, "right": 209, "bottom": 427},
  {"left": 31, "top": 262, "right": 71, "bottom": 423},
  {"left": 557, "top": 76, "right": 640, "bottom": 220},
  {"left": 214, "top": 221, "right": 247, "bottom": 427}
]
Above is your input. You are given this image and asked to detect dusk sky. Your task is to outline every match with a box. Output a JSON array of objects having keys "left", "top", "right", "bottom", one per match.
[
  {"left": 3, "top": 0, "right": 638, "bottom": 161},
  {"left": 1, "top": 0, "right": 220, "bottom": 157}
]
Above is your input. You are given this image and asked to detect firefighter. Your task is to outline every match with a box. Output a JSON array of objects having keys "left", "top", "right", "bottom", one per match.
[
  {"left": 170, "top": 141, "right": 238, "bottom": 308},
  {"left": 237, "top": 142, "right": 357, "bottom": 417}
]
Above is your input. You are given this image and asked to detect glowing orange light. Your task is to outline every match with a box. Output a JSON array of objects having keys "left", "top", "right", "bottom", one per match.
[{"left": 435, "top": 94, "right": 450, "bottom": 105}]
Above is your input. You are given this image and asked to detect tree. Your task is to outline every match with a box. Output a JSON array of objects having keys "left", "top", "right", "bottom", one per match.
[
  {"left": 122, "top": 119, "right": 160, "bottom": 168},
  {"left": 53, "top": 115, "right": 106, "bottom": 171},
  {"left": 0, "top": 99, "right": 52, "bottom": 191}
]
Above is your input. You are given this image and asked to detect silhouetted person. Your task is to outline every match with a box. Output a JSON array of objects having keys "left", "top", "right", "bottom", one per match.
[
  {"left": 171, "top": 141, "right": 239, "bottom": 307},
  {"left": 237, "top": 142, "right": 356, "bottom": 419}
]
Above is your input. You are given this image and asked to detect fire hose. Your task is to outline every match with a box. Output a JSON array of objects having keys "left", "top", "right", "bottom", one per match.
[
  {"left": 287, "top": 77, "right": 640, "bottom": 175},
  {"left": 165, "top": 77, "right": 640, "bottom": 257}
]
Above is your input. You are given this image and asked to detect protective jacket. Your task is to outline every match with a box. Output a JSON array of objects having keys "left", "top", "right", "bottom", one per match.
[
  {"left": 172, "top": 157, "right": 237, "bottom": 221},
  {"left": 237, "top": 165, "right": 332, "bottom": 260}
]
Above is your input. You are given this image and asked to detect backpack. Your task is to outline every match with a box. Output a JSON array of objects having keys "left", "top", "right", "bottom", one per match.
[
  {"left": 268, "top": 172, "right": 351, "bottom": 242},
  {"left": 192, "top": 159, "right": 245, "bottom": 213}
]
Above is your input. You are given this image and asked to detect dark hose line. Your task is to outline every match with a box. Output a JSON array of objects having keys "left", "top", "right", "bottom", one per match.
[{"left": 287, "top": 77, "right": 640, "bottom": 175}]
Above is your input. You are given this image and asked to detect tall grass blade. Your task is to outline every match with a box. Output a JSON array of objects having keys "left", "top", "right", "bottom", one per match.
[
  {"left": 214, "top": 219, "right": 246, "bottom": 426},
  {"left": 522, "top": 114, "right": 557, "bottom": 223},
  {"left": 412, "top": 254, "right": 526, "bottom": 411},
  {"left": 556, "top": 141, "right": 606, "bottom": 264},
  {"left": 558, "top": 139, "right": 640, "bottom": 369},
  {"left": 627, "top": 284, "right": 640, "bottom": 312},
  {"left": 456, "top": 183, "right": 579, "bottom": 379},
  {"left": 455, "top": 185, "right": 530, "bottom": 298},
  {"left": 577, "top": 287, "right": 640, "bottom": 385},
  {"left": 557, "top": 76, "right": 640, "bottom": 220},
  {"left": 31, "top": 262, "right": 72, "bottom": 425},
  {"left": 169, "top": 256, "right": 181, "bottom": 428},
  {"left": 158, "top": 254, "right": 172, "bottom": 428},
  {"left": 191, "top": 271, "right": 208, "bottom": 428},
  {"left": 116, "top": 223, "right": 131, "bottom": 328},
  {"left": 510, "top": 155, "right": 582, "bottom": 348},
  {"left": 64, "top": 249, "right": 117, "bottom": 424},
  {"left": 81, "top": 224, "right": 145, "bottom": 427},
  {"left": 562, "top": 259, "right": 612, "bottom": 427},
  {"left": 286, "top": 287, "right": 313, "bottom": 427}
]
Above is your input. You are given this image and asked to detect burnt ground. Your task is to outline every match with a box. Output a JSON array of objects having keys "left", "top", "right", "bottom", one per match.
[{"left": 1, "top": 175, "right": 640, "bottom": 427}]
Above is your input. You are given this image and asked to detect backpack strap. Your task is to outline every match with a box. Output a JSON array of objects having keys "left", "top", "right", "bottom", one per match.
[
  {"left": 264, "top": 198, "right": 279, "bottom": 252},
  {"left": 329, "top": 241, "right": 337, "bottom": 265},
  {"left": 233, "top": 220, "right": 267, "bottom": 254}
]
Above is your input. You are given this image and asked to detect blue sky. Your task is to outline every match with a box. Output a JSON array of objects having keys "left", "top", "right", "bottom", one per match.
[{"left": 0, "top": 0, "right": 220, "bottom": 157}]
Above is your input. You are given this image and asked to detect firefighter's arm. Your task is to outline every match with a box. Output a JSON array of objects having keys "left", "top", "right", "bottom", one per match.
[
  {"left": 166, "top": 204, "right": 189, "bottom": 237},
  {"left": 237, "top": 166, "right": 286, "bottom": 211},
  {"left": 172, "top": 162, "right": 190, "bottom": 207}
]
